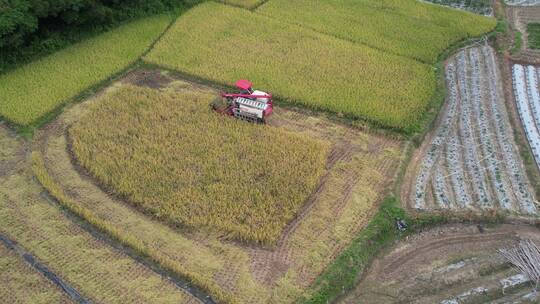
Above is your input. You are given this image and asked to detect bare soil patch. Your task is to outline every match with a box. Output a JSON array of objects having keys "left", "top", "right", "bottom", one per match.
[{"left": 341, "top": 223, "right": 540, "bottom": 304}]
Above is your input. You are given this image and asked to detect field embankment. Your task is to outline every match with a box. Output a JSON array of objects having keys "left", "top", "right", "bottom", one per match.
[{"left": 0, "top": 124, "right": 202, "bottom": 304}]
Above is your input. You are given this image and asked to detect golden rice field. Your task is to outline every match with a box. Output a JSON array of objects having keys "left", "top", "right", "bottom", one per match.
[
  {"left": 33, "top": 72, "right": 404, "bottom": 303},
  {"left": 0, "top": 15, "right": 171, "bottom": 127},
  {"left": 257, "top": 0, "right": 496, "bottom": 63},
  {"left": 145, "top": 2, "right": 437, "bottom": 131},
  {"left": 69, "top": 85, "right": 329, "bottom": 244}
]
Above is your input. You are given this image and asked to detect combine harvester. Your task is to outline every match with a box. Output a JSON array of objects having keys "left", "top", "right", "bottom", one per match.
[{"left": 213, "top": 79, "right": 273, "bottom": 123}]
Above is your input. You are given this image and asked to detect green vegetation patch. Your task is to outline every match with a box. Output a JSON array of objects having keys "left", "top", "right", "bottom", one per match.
[
  {"left": 145, "top": 2, "right": 436, "bottom": 131},
  {"left": 527, "top": 23, "right": 540, "bottom": 49},
  {"left": 69, "top": 85, "right": 329, "bottom": 245},
  {"left": 215, "top": 0, "right": 265, "bottom": 9},
  {"left": 301, "top": 197, "right": 407, "bottom": 303},
  {"left": 257, "top": 0, "right": 496, "bottom": 63},
  {"left": 0, "top": 15, "right": 172, "bottom": 127}
]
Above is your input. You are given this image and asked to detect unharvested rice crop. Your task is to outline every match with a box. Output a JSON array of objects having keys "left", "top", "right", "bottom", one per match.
[
  {"left": 0, "top": 15, "right": 171, "bottom": 127},
  {"left": 257, "top": 0, "right": 496, "bottom": 63},
  {"left": 69, "top": 85, "right": 329, "bottom": 244},
  {"left": 145, "top": 2, "right": 435, "bottom": 130}
]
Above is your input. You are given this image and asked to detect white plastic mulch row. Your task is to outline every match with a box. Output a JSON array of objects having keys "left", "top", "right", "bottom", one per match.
[
  {"left": 414, "top": 46, "right": 537, "bottom": 214},
  {"left": 513, "top": 64, "right": 540, "bottom": 173}
]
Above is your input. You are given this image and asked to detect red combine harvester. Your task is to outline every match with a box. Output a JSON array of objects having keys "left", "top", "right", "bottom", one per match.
[{"left": 212, "top": 79, "right": 273, "bottom": 123}]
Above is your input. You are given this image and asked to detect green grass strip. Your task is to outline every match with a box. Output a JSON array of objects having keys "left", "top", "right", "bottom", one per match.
[
  {"left": 300, "top": 196, "right": 407, "bottom": 303},
  {"left": 0, "top": 14, "right": 172, "bottom": 127}
]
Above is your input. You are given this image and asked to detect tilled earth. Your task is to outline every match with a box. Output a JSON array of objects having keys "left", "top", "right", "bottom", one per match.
[{"left": 341, "top": 223, "right": 540, "bottom": 304}]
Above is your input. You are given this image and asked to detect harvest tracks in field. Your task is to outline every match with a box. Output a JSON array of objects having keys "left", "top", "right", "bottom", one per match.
[
  {"left": 33, "top": 69, "right": 403, "bottom": 303},
  {"left": 0, "top": 124, "right": 204, "bottom": 304},
  {"left": 405, "top": 45, "right": 537, "bottom": 215},
  {"left": 0, "top": 234, "right": 88, "bottom": 303},
  {"left": 341, "top": 224, "right": 540, "bottom": 304},
  {"left": 0, "top": 235, "right": 74, "bottom": 304}
]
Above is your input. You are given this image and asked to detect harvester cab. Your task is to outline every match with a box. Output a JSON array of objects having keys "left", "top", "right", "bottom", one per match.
[{"left": 213, "top": 79, "right": 273, "bottom": 123}]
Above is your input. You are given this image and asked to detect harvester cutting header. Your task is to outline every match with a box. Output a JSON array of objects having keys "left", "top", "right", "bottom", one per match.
[{"left": 212, "top": 79, "right": 273, "bottom": 123}]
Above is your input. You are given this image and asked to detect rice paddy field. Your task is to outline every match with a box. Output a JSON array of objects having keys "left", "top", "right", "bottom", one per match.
[
  {"left": 5, "top": 0, "right": 536, "bottom": 303},
  {"left": 257, "top": 0, "right": 496, "bottom": 63},
  {"left": 69, "top": 84, "right": 329, "bottom": 245},
  {"left": 32, "top": 71, "right": 404, "bottom": 303},
  {"left": 145, "top": 2, "right": 438, "bottom": 131},
  {"left": 0, "top": 14, "right": 172, "bottom": 127},
  {"left": 0, "top": 124, "right": 201, "bottom": 304}
]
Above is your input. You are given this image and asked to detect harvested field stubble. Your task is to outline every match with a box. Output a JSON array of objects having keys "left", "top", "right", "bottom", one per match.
[
  {"left": 0, "top": 15, "right": 172, "bottom": 127},
  {"left": 0, "top": 126, "right": 197, "bottom": 304},
  {"left": 0, "top": 240, "right": 73, "bottom": 304},
  {"left": 69, "top": 85, "right": 329, "bottom": 245},
  {"left": 145, "top": 2, "right": 436, "bottom": 131},
  {"left": 257, "top": 0, "right": 496, "bottom": 63}
]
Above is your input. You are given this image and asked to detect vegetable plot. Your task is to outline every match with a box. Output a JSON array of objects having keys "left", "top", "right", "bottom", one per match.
[
  {"left": 257, "top": 0, "right": 496, "bottom": 63},
  {"left": 145, "top": 2, "right": 435, "bottom": 131},
  {"left": 69, "top": 85, "right": 329, "bottom": 245},
  {"left": 0, "top": 15, "right": 172, "bottom": 127},
  {"left": 410, "top": 46, "right": 536, "bottom": 214},
  {"left": 513, "top": 64, "right": 540, "bottom": 173}
]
